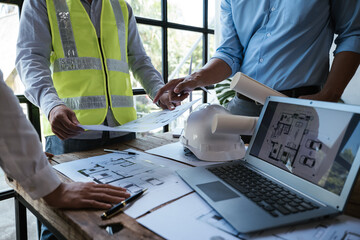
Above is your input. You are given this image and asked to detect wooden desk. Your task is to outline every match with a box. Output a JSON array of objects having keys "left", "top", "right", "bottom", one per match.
[{"left": 8, "top": 133, "right": 360, "bottom": 240}]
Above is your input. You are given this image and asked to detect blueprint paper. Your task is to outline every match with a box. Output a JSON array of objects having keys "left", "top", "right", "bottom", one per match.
[
  {"left": 249, "top": 215, "right": 360, "bottom": 240},
  {"left": 138, "top": 193, "right": 240, "bottom": 240},
  {"left": 53, "top": 150, "right": 193, "bottom": 218},
  {"left": 138, "top": 191, "right": 360, "bottom": 240},
  {"left": 146, "top": 142, "right": 223, "bottom": 167},
  {"left": 79, "top": 99, "right": 200, "bottom": 132}
]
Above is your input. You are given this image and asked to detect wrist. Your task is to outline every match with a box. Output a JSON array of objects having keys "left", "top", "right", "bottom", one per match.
[
  {"left": 43, "top": 182, "right": 65, "bottom": 207},
  {"left": 192, "top": 71, "right": 207, "bottom": 87},
  {"left": 318, "top": 88, "right": 343, "bottom": 102}
]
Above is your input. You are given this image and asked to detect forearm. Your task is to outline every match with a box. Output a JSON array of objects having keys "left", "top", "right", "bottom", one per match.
[
  {"left": 127, "top": 3, "right": 164, "bottom": 99},
  {"left": 192, "top": 58, "right": 232, "bottom": 87},
  {"left": 130, "top": 55, "right": 164, "bottom": 99},
  {"left": 320, "top": 51, "right": 360, "bottom": 101}
]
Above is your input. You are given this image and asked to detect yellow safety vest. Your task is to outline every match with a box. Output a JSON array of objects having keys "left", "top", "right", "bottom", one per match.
[{"left": 43, "top": 0, "right": 136, "bottom": 136}]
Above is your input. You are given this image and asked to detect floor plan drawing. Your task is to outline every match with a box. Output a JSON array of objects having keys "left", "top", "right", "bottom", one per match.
[
  {"left": 53, "top": 150, "right": 193, "bottom": 218},
  {"left": 257, "top": 105, "right": 345, "bottom": 185}
]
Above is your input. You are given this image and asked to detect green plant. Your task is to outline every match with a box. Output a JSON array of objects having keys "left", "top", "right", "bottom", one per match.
[{"left": 215, "top": 78, "right": 236, "bottom": 106}]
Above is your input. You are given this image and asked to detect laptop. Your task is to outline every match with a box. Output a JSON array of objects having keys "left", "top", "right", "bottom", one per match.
[{"left": 177, "top": 96, "right": 360, "bottom": 233}]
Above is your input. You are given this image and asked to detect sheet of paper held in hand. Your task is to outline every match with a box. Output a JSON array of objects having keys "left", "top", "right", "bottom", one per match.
[
  {"left": 79, "top": 99, "right": 200, "bottom": 132},
  {"left": 53, "top": 149, "right": 192, "bottom": 218}
]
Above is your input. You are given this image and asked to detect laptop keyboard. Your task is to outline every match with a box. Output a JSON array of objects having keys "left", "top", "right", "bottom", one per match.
[{"left": 208, "top": 163, "right": 319, "bottom": 217}]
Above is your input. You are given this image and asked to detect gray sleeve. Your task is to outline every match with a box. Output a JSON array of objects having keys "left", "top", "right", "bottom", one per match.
[
  {"left": 126, "top": 3, "right": 164, "bottom": 100},
  {"left": 15, "top": 0, "right": 64, "bottom": 119}
]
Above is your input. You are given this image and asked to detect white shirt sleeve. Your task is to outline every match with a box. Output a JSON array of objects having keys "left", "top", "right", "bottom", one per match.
[{"left": 0, "top": 71, "right": 61, "bottom": 199}]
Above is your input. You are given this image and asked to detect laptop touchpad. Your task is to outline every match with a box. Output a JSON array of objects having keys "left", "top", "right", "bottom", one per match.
[{"left": 197, "top": 181, "right": 239, "bottom": 202}]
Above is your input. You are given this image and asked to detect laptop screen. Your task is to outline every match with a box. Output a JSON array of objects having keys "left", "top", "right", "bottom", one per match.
[{"left": 249, "top": 101, "right": 360, "bottom": 195}]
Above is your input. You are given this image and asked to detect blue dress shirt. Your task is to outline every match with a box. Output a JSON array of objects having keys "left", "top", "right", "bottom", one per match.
[{"left": 212, "top": 0, "right": 360, "bottom": 91}]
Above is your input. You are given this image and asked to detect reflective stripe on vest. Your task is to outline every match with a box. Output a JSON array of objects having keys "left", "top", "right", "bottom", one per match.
[
  {"left": 62, "top": 95, "right": 134, "bottom": 110},
  {"left": 43, "top": 0, "right": 137, "bottom": 136},
  {"left": 53, "top": 57, "right": 102, "bottom": 72},
  {"left": 107, "top": 59, "right": 129, "bottom": 73},
  {"left": 109, "top": 0, "right": 127, "bottom": 64},
  {"left": 53, "top": 58, "right": 129, "bottom": 73},
  {"left": 53, "top": 0, "right": 77, "bottom": 58}
]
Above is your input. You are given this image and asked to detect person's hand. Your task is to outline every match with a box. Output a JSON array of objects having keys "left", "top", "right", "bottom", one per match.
[
  {"left": 45, "top": 152, "right": 54, "bottom": 163},
  {"left": 153, "top": 74, "right": 199, "bottom": 104},
  {"left": 157, "top": 91, "right": 182, "bottom": 110},
  {"left": 43, "top": 182, "right": 131, "bottom": 209},
  {"left": 299, "top": 90, "right": 340, "bottom": 102},
  {"left": 49, "top": 105, "right": 84, "bottom": 140}
]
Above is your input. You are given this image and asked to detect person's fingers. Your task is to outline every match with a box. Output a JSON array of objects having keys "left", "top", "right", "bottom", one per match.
[
  {"left": 169, "top": 91, "right": 189, "bottom": 103},
  {"left": 153, "top": 78, "right": 184, "bottom": 103},
  {"left": 153, "top": 85, "right": 173, "bottom": 103},
  {"left": 44, "top": 182, "right": 132, "bottom": 209},
  {"left": 45, "top": 152, "right": 54, "bottom": 162},
  {"left": 87, "top": 192, "right": 126, "bottom": 204},
  {"left": 165, "top": 101, "right": 176, "bottom": 110},
  {"left": 176, "top": 92, "right": 190, "bottom": 102},
  {"left": 86, "top": 183, "right": 131, "bottom": 201},
  {"left": 68, "top": 110, "right": 84, "bottom": 132},
  {"left": 52, "top": 124, "right": 77, "bottom": 140},
  {"left": 92, "top": 186, "right": 131, "bottom": 199},
  {"left": 52, "top": 123, "right": 74, "bottom": 137},
  {"left": 49, "top": 105, "right": 83, "bottom": 139},
  {"left": 174, "top": 79, "right": 198, "bottom": 94},
  {"left": 158, "top": 100, "right": 175, "bottom": 110},
  {"left": 51, "top": 127, "right": 67, "bottom": 140},
  {"left": 157, "top": 93, "right": 176, "bottom": 110},
  {"left": 77, "top": 199, "right": 112, "bottom": 209},
  {"left": 61, "top": 112, "right": 83, "bottom": 133},
  {"left": 94, "top": 183, "right": 128, "bottom": 192}
]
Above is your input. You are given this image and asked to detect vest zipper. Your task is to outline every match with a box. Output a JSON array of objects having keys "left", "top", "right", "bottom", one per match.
[{"left": 98, "top": 38, "right": 111, "bottom": 108}]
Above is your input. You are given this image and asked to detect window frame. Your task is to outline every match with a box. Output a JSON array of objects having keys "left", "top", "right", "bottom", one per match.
[{"left": 134, "top": 0, "right": 214, "bottom": 131}]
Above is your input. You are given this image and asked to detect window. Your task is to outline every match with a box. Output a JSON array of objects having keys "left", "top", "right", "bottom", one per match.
[
  {"left": 0, "top": 3, "right": 22, "bottom": 94},
  {"left": 128, "top": 0, "right": 216, "bottom": 132}
]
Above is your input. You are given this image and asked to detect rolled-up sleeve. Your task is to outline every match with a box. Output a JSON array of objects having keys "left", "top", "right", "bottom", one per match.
[
  {"left": 15, "top": 0, "right": 64, "bottom": 119},
  {"left": 211, "top": 0, "right": 243, "bottom": 77},
  {"left": 331, "top": 0, "right": 360, "bottom": 55},
  {"left": 126, "top": 3, "right": 164, "bottom": 100},
  {"left": 0, "top": 75, "right": 61, "bottom": 200}
]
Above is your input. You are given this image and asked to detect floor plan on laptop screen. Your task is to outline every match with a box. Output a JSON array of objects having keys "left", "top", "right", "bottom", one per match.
[{"left": 250, "top": 102, "right": 360, "bottom": 195}]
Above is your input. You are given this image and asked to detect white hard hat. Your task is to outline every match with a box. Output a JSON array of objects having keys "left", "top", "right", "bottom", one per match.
[{"left": 180, "top": 104, "right": 246, "bottom": 161}]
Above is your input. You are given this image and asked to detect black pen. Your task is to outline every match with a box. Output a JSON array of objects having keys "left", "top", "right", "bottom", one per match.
[
  {"left": 103, "top": 149, "right": 137, "bottom": 155},
  {"left": 101, "top": 188, "right": 148, "bottom": 220}
]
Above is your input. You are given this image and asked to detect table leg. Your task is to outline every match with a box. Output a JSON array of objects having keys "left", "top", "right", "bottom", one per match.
[{"left": 15, "top": 196, "right": 28, "bottom": 240}]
